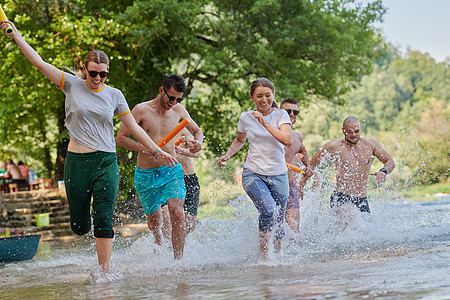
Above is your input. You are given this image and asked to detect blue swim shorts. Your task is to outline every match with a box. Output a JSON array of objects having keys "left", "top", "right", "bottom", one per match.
[{"left": 134, "top": 164, "right": 186, "bottom": 215}]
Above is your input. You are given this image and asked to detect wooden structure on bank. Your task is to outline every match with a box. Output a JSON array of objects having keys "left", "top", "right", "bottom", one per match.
[
  {"left": 7, "top": 178, "right": 53, "bottom": 193},
  {"left": 0, "top": 189, "right": 71, "bottom": 240}
]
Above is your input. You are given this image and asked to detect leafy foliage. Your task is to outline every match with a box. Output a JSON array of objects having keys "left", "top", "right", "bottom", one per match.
[
  {"left": 1, "top": 0, "right": 385, "bottom": 192},
  {"left": 296, "top": 48, "right": 450, "bottom": 186}
]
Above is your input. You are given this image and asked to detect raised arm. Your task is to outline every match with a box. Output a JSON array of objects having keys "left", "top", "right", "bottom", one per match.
[
  {"left": 295, "top": 133, "right": 313, "bottom": 177},
  {"left": 116, "top": 115, "right": 148, "bottom": 153},
  {"left": 298, "top": 143, "right": 330, "bottom": 198},
  {"left": 309, "top": 142, "right": 332, "bottom": 170},
  {"left": 176, "top": 105, "right": 204, "bottom": 153},
  {"left": 370, "top": 138, "right": 395, "bottom": 183},
  {"left": 1, "top": 21, "right": 62, "bottom": 86},
  {"left": 262, "top": 122, "right": 292, "bottom": 147},
  {"left": 372, "top": 139, "right": 395, "bottom": 173},
  {"left": 218, "top": 131, "right": 247, "bottom": 167},
  {"left": 185, "top": 119, "right": 203, "bottom": 154},
  {"left": 251, "top": 111, "right": 292, "bottom": 147},
  {"left": 175, "top": 144, "right": 201, "bottom": 158}
]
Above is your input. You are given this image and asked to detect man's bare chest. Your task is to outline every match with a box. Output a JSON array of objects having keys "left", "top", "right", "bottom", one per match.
[
  {"left": 139, "top": 113, "right": 181, "bottom": 139},
  {"left": 331, "top": 147, "right": 374, "bottom": 168}
]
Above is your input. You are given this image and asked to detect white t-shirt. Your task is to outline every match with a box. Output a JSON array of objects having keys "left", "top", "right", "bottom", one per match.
[
  {"left": 58, "top": 72, "right": 130, "bottom": 152},
  {"left": 238, "top": 108, "right": 291, "bottom": 175}
]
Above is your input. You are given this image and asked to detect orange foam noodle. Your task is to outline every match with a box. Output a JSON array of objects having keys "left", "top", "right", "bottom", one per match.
[
  {"left": 157, "top": 118, "right": 190, "bottom": 147},
  {"left": 175, "top": 136, "right": 186, "bottom": 146},
  {"left": 286, "top": 163, "right": 305, "bottom": 174}
]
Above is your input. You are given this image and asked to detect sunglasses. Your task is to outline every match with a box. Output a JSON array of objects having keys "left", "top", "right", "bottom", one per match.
[
  {"left": 87, "top": 68, "right": 109, "bottom": 78},
  {"left": 163, "top": 88, "right": 184, "bottom": 103},
  {"left": 285, "top": 109, "right": 299, "bottom": 116}
]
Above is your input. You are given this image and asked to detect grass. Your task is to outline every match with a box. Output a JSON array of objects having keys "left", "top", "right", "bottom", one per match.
[
  {"left": 396, "top": 182, "right": 449, "bottom": 201},
  {"left": 197, "top": 179, "right": 245, "bottom": 220}
]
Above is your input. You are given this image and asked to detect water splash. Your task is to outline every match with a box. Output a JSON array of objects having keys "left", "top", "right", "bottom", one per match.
[{"left": 0, "top": 189, "right": 448, "bottom": 298}]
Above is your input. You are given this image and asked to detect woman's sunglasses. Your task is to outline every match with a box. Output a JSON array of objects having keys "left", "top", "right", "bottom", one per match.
[
  {"left": 87, "top": 69, "right": 109, "bottom": 78},
  {"left": 163, "top": 88, "right": 184, "bottom": 103},
  {"left": 285, "top": 109, "right": 299, "bottom": 116}
]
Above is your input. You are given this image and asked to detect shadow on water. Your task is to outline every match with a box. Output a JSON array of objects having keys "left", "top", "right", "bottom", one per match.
[{"left": 1, "top": 192, "right": 449, "bottom": 299}]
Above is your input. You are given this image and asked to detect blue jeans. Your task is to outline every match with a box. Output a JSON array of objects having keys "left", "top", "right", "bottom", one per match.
[{"left": 241, "top": 168, "right": 289, "bottom": 240}]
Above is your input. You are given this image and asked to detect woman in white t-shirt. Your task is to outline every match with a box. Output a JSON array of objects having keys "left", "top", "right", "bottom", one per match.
[
  {"left": 1, "top": 21, "right": 178, "bottom": 276},
  {"left": 218, "top": 78, "right": 292, "bottom": 260}
]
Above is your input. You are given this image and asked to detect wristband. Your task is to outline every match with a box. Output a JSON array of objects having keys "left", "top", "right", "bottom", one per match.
[
  {"left": 152, "top": 148, "right": 160, "bottom": 157},
  {"left": 379, "top": 168, "right": 388, "bottom": 174}
]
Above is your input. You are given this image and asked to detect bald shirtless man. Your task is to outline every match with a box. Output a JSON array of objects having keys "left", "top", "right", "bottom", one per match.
[
  {"left": 116, "top": 73, "right": 203, "bottom": 259},
  {"left": 280, "top": 99, "right": 313, "bottom": 232},
  {"left": 307, "top": 116, "right": 395, "bottom": 213}
]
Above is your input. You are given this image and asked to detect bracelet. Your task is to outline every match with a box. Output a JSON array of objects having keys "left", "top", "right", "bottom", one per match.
[
  {"left": 152, "top": 148, "right": 160, "bottom": 157},
  {"left": 379, "top": 168, "right": 388, "bottom": 174}
]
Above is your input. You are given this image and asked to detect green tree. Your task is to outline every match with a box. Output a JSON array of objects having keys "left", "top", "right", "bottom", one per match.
[
  {"left": 0, "top": 0, "right": 386, "bottom": 189},
  {"left": 396, "top": 98, "right": 449, "bottom": 185},
  {"left": 118, "top": 0, "right": 387, "bottom": 155},
  {"left": 0, "top": 0, "right": 129, "bottom": 179},
  {"left": 296, "top": 48, "right": 450, "bottom": 187}
]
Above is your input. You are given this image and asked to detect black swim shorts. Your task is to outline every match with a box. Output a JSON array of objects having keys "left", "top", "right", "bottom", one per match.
[
  {"left": 184, "top": 174, "right": 200, "bottom": 216},
  {"left": 330, "top": 191, "right": 370, "bottom": 213}
]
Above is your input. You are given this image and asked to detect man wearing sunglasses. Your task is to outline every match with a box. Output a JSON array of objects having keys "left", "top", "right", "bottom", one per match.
[
  {"left": 116, "top": 73, "right": 203, "bottom": 260},
  {"left": 280, "top": 98, "right": 313, "bottom": 233}
]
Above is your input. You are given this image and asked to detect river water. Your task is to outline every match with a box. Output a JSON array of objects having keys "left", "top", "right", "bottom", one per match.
[{"left": 1, "top": 191, "right": 449, "bottom": 299}]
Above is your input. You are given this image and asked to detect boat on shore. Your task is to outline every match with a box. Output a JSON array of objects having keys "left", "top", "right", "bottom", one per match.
[{"left": 0, "top": 234, "right": 41, "bottom": 262}]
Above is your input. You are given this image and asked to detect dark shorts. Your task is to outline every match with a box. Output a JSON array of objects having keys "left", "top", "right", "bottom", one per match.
[
  {"left": 8, "top": 179, "right": 27, "bottom": 184},
  {"left": 330, "top": 191, "right": 370, "bottom": 213},
  {"left": 184, "top": 174, "right": 200, "bottom": 216},
  {"left": 64, "top": 151, "right": 119, "bottom": 238},
  {"left": 286, "top": 181, "right": 300, "bottom": 210}
]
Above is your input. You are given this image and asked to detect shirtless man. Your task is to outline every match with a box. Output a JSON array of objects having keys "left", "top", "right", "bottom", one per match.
[
  {"left": 176, "top": 129, "right": 201, "bottom": 234},
  {"left": 306, "top": 116, "right": 395, "bottom": 213},
  {"left": 5, "top": 159, "right": 27, "bottom": 184},
  {"left": 162, "top": 129, "right": 201, "bottom": 239},
  {"left": 280, "top": 99, "right": 313, "bottom": 232},
  {"left": 116, "top": 73, "right": 203, "bottom": 259}
]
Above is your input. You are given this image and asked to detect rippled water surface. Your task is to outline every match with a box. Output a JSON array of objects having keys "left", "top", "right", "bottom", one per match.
[{"left": 1, "top": 193, "right": 449, "bottom": 299}]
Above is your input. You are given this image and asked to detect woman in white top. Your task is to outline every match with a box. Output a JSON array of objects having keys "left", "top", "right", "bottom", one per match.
[
  {"left": 1, "top": 21, "right": 177, "bottom": 275},
  {"left": 218, "top": 78, "right": 292, "bottom": 260}
]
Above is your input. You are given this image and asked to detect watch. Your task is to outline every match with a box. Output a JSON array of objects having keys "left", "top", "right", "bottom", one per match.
[{"left": 379, "top": 168, "right": 388, "bottom": 174}]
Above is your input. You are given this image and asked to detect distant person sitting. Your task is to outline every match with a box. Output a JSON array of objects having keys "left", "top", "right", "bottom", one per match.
[
  {"left": 18, "top": 161, "right": 31, "bottom": 182},
  {"left": 6, "top": 159, "right": 27, "bottom": 184}
]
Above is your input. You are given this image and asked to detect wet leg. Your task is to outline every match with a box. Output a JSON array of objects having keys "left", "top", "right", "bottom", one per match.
[
  {"left": 167, "top": 197, "right": 185, "bottom": 259},
  {"left": 146, "top": 208, "right": 163, "bottom": 246},
  {"left": 285, "top": 208, "right": 300, "bottom": 232},
  {"left": 273, "top": 239, "right": 282, "bottom": 254},
  {"left": 185, "top": 213, "right": 197, "bottom": 234},
  {"left": 259, "top": 231, "right": 271, "bottom": 261},
  {"left": 96, "top": 238, "right": 112, "bottom": 273},
  {"left": 161, "top": 205, "right": 172, "bottom": 241}
]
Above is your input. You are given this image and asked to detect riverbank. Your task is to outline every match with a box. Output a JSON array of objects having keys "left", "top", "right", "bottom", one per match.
[
  {"left": 4, "top": 183, "right": 449, "bottom": 243},
  {"left": 396, "top": 183, "right": 449, "bottom": 201},
  {"left": 3, "top": 193, "right": 450, "bottom": 299}
]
